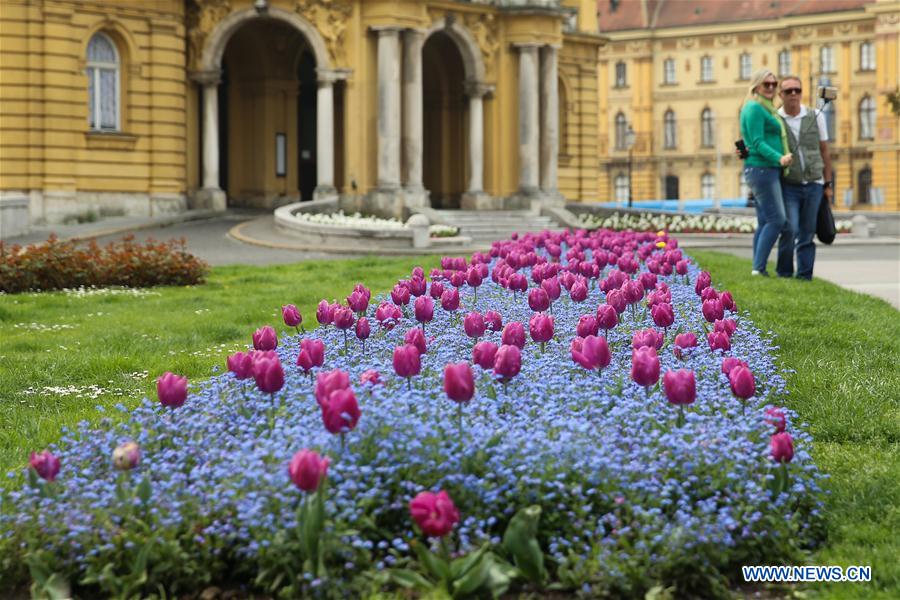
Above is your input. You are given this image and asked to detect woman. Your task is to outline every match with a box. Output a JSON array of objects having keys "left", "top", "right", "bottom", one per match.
[{"left": 740, "top": 70, "right": 793, "bottom": 276}]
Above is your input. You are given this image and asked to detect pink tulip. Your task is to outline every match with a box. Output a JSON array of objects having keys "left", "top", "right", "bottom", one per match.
[
  {"left": 347, "top": 290, "right": 369, "bottom": 314},
  {"left": 29, "top": 450, "right": 60, "bottom": 482},
  {"left": 720, "top": 291, "right": 736, "bottom": 312},
  {"left": 484, "top": 310, "right": 503, "bottom": 332},
  {"left": 375, "top": 302, "right": 402, "bottom": 330},
  {"left": 570, "top": 335, "right": 611, "bottom": 372},
  {"left": 112, "top": 441, "right": 141, "bottom": 471},
  {"left": 288, "top": 449, "right": 329, "bottom": 492},
  {"left": 333, "top": 307, "right": 355, "bottom": 330},
  {"left": 638, "top": 272, "right": 658, "bottom": 292},
  {"left": 529, "top": 313, "right": 554, "bottom": 346},
  {"left": 663, "top": 369, "right": 696, "bottom": 405},
  {"left": 360, "top": 369, "right": 382, "bottom": 386},
  {"left": 541, "top": 277, "right": 561, "bottom": 302},
  {"left": 701, "top": 299, "right": 724, "bottom": 323},
  {"left": 466, "top": 267, "right": 483, "bottom": 288},
  {"left": 282, "top": 304, "right": 302, "bottom": 328},
  {"left": 391, "top": 284, "right": 411, "bottom": 306},
  {"left": 765, "top": 407, "right": 787, "bottom": 433},
  {"left": 315, "top": 369, "right": 350, "bottom": 408},
  {"left": 508, "top": 273, "right": 528, "bottom": 294},
  {"left": 429, "top": 281, "right": 445, "bottom": 300},
  {"left": 444, "top": 362, "right": 475, "bottom": 404},
  {"left": 157, "top": 372, "right": 188, "bottom": 408},
  {"left": 253, "top": 356, "right": 284, "bottom": 395},
  {"left": 714, "top": 319, "right": 737, "bottom": 336},
  {"left": 414, "top": 296, "right": 434, "bottom": 325},
  {"left": 622, "top": 280, "right": 643, "bottom": 305},
  {"left": 695, "top": 271, "right": 711, "bottom": 295},
  {"left": 770, "top": 432, "right": 794, "bottom": 463},
  {"left": 632, "top": 329, "right": 664, "bottom": 351},
  {"left": 404, "top": 327, "right": 427, "bottom": 355},
  {"left": 355, "top": 317, "right": 371, "bottom": 341},
  {"left": 472, "top": 341, "right": 499, "bottom": 369},
  {"left": 463, "top": 312, "right": 486, "bottom": 338},
  {"left": 673, "top": 333, "right": 698, "bottom": 359},
  {"left": 298, "top": 339, "right": 325, "bottom": 370},
  {"left": 393, "top": 344, "right": 422, "bottom": 380},
  {"left": 440, "top": 287, "right": 460, "bottom": 312},
  {"left": 528, "top": 288, "right": 550, "bottom": 313},
  {"left": 449, "top": 271, "right": 466, "bottom": 287},
  {"left": 501, "top": 322, "right": 526, "bottom": 349},
  {"left": 494, "top": 344, "right": 522, "bottom": 380},
  {"left": 651, "top": 303, "right": 675, "bottom": 329},
  {"left": 316, "top": 299, "right": 334, "bottom": 325},
  {"left": 596, "top": 304, "right": 618, "bottom": 332},
  {"left": 675, "top": 259, "right": 689, "bottom": 276},
  {"left": 321, "top": 388, "right": 361, "bottom": 434},
  {"left": 576, "top": 315, "right": 599, "bottom": 338},
  {"left": 700, "top": 286, "right": 719, "bottom": 302},
  {"left": 227, "top": 351, "right": 255, "bottom": 379},
  {"left": 570, "top": 280, "right": 588, "bottom": 303},
  {"left": 606, "top": 289, "right": 627, "bottom": 314},
  {"left": 631, "top": 346, "right": 660, "bottom": 388},
  {"left": 412, "top": 266, "right": 425, "bottom": 279},
  {"left": 409, "top": 490, "right": 460, "bottom": 538},
  {"left": 354, "top": 283, "right": 371, "bottom": 301},
  {"left": 721, "top": 357, "right": 748, "bottom": 376},
  {"left": 252, "top": 326, "right": 278, "bottom": 351},
  {"left": 408, "top": 277, "right": 427, "bottom": 297},
  {"left": 707, "top": 331, "right": 731, "bottom": 352},
  {"left": 729, "top": 366, "right": 756, "bottom": 399}
]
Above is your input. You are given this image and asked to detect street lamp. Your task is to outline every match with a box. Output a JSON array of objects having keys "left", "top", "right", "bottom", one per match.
[{"left": 625, "top": 125, "right": 636, "bottom": 208}]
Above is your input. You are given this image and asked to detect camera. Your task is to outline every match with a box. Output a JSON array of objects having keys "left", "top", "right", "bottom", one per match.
[
  {"left": 818, "top": 86, "right": 838, "bottom": 101},
  {"left": 735, "top": 138, "right": 749, "bottom": 159}
]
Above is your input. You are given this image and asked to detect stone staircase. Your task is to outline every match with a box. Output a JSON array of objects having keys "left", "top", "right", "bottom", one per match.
[{"left": 431, "top": 209, "right": 565, "bottom": 243}]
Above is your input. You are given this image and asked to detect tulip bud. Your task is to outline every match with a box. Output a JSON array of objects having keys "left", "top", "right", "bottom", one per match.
[
  {"left": 444, "top": 362, "right": 475, "bottom": 404},
  {"left": 528, "top": 288, "right": 550, "bottom": 312},
  {"left": 414, "top": 295, "right": 434, "bottom": 324},
  {"left": 606, "top": 289, "right": 627, "bottom": 314},
  {"left": 484, "top": 310, "right": 503, "bottom": 332},
  {"left": 765, "top": 406, "right": 787, "bottom": 433},
  {"left": 770, "top": 432, "right": 794, "bottom": 463},
  {"left": 695, "top": 271, "right": 712, "bottom": 295},
  {"left": 596, "top": 304, "right": 618, "bottom": 332},
  {"left": 701, "top": 299, "right": 724, "bottom": 323},
  {"left": 472, "top": 341, "right": 499, "bottom": 369},
  {"left": 315, "top": 369, "right": 350, "bottom": 408},
  {"left": 494, "top": 344, "right": 522, "bottom": 379},
  {"left": 466, "top": 267, "right": 483, "bottom": 288},
  {"left": 409, "top": 490, "right": 460, "bottom": 538},
  {"left": 227, "top": 351, "right": 255, "bottom": 379},
  {"left": 332, "top": 307, "right": 355, "bottom": 330},
  {"left": 393, "top": 344, "right": 422, "bottom": 379},
  {"left": 529, "top": 313, "right": 554, "bottom": 344},
  {"left": 541, "top": 277, "right": 561, "bottom": 302},
  {"left": 651, "top": 303, "right": 675, "bottom": 329},
  {"left": 282, "top": 304, "right": 302, "bottom": 328},
  {"left": 707, "top": 331, "right": 731, "bottom": 352},
  {"left": 355, "top": 317, "right": 371, "bottom": 341},
  {"left": 157, "top": 372, "right": 188, "bottom": 408},
  {"left": 316, "top": 299, "right": 334, "bottom": 325},
  {"left": 253, "top": 356, "right": 284, "bottom": 395},
  {"left": 570, "top": 280, "right": 588, "bottom": 303},
  {"left": 440, "top": 287, "right": 460, "bottom": 312},
  {"left": 112, "top": 441, "right": 141, "bottom": 471},
  {"left": 675, "top": 259, "right": 689, "bottom": 276},
  {"left": 252, "top": 326, "right": 278, "bottom": 351},
  {"left": 29, "top": 450, "right": 60, "bottom": 482},
  {"left": 576, "top": 315, "right": 599, "bottom": 338},
  {"left": 719, "top": 291, "right": 736, "bottom": 312},
  {"left": 288, "top": 449, "right": 329, "bottom": 492},
  {"left": 429, "top": 281, "right": 445, "bottom": 300},
  {"left": 663, "top": 369, "right": 696, "bottom": 405},
  {"left": 321, "top": 388, "right": 361, "bottom": 434},
  {"left": 463, "top": 312, "right": 486, "bottom": 338},
  {"left": 630, "top": 346, "right": 660, "bottom": 388},
  {"left": 729, "top": 366, "right": 756, "bottom": 399},
  {"left": 404, "top": 327, "right": 427, "bottom": 355},
  {"left": 501, "top": 322, "right": 526, "bottom": 349}
]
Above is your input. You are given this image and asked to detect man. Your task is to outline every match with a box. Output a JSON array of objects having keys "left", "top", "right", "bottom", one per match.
[{"left": 777, "top": 76, "right": 834, "bottom": 280}]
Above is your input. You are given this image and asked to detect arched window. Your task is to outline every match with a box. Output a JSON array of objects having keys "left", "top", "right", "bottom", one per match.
[
  {"left": 614, "top": 173, "right": 629, "bottom": 203},
  {"left": 615, "top": 112, "right": 627, "bottom": 150},
  {"left": 739, "top": 52, "right": 752, "bottom": 80},
  {"left": 701, "top": 173, "right": 716, "bottom": 200},
  {"left": 664, "top": 110, "right": 677, "bottom": 149},
  {"left": 701, "top": 108, "right": 715, "bottom": 147},
  {"left": 859, "top": 96, "right": 876, "bottom": 140},
  {"left": 663, "top": 58, "right": 676, "bottom": 84},
  {"left": 860, "top": 42, "right": 875, "bottom": 71},
  {"left": 857, "top": 167, "right": 872, "bottom": 204},
  {"left": 820, "top": 45, "right": 835, "bottom": 73},
  {"left": 615, "top": 61, "right": 627, "bottom": 87},
  {"left": 87, "top": 32, "right": 119, "bottom": 131},
  {"left": 778, "top": 50, "right": 791, "bottom": 76}
]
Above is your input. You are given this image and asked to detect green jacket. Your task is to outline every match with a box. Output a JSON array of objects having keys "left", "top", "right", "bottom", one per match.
[{"left": 740, "top": 100, "right": 784, "bottom": 168}]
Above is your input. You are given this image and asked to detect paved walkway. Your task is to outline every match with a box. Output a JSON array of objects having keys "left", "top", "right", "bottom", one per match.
[{"left": 4, "top": 210, "right": 898, "bottom": 308}]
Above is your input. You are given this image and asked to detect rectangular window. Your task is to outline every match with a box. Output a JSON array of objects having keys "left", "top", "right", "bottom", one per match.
[
  {"left": 860, "top": 42, "right": 875, "bottom": 71},
  {"left": 701, "top": 56, "right": 714, "bottom": 82},
  {"left": 615, "top": 62, "right": 627, "bottom": 87},
  {"left": 739, "top": 53, "right": 752, "bottom": 80},
  {"left": 275, "top": 133, "right": 286, "bottom": 177},
  {"left": 663, "top": 59, "right": 676, "bottom": 84},
  {"left": 778, "top": 50, "right": 791, "bottom": 76},
  {"left": 820, "top": 46, "right": 835, "bottom": 73}
]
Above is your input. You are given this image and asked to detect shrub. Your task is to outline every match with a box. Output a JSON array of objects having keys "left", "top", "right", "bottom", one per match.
[{"left": 0, "top": 235, "right": 209, "bottom": 293}]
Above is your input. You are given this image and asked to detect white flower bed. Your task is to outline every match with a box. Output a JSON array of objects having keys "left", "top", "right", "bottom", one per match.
[
  {"left": 578, "top": 211, "right": 852, "bottom": 234},
  {"left": 291, "top": 210, "right": 458, "bottom": 237}
]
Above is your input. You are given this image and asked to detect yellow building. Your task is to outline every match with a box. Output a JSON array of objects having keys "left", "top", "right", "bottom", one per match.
[
  {"left": 596, "top": 0, "right": 900, "bottom": 212},
  {"left": 0, "top": 0, "right": 606, "bottom": 236}
]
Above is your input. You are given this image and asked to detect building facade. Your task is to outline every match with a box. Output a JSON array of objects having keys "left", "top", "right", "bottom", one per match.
[
  {"left": 596, "top": 0, "right": 900, "bottom": 212},
  {"left": 0, "top": 0, "right": 605, "bottom": 236}
]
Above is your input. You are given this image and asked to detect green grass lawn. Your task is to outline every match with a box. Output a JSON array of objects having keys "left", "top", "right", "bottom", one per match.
[{"left": 1, "top": 251, "right": 897, "bottom": 598}]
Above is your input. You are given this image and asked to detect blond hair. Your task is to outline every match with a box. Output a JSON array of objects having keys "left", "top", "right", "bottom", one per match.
[{"left": 743, "top": 69, "right": 778, "bottom": 108}]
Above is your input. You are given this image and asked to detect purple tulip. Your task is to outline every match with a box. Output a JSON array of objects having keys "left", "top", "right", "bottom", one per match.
[
  {"left": 770, "top": 432, "right": 794, "bottom": 463},
  {"left": 663, "top": 369, "right": 696, "bottom": 405},
  {"left": 463, "top": 312, "right": 486, "bottom": 338},
  {"left": 297, "top": 339, "right": 325, "bottom": 373},
  {"left": 472, "top": 341, "right": 499, "bottom": 369},
  {"left": 651, "top": 303, "right": 675, "bottom": 329},
  {"left": 391, "top": 284, "right": 411, "bottom": 306},
  {"left": 227, "top": 351, "right": 255, "bottom": 379},
  {"left": 570, "top": 280, "right": 588, "bottom": 303},
  {"left": 622, "top": 280, "right": 644, "bottom": 305},
  {"left": 282, "top": 304, "right": 302, "bottom": 328},
  {"left": 707, "top": 331, "right": 731, "bottom": 352},
  {"left": 404, "top": 327, "right": 427, "bottom": 355},
  {"left": 408, "top": 277, "right": 427, "bottom": 297},
  {"left": 484, "top": 310, "right": 503, "bottom": 332},
  {"left": 721, "top": 357, "right": 749, "bottom": 376},
  {"left": 393, "top": 344, "right": 422, "bottom": 382},
  {"left": 714, "top": 318, "right": 737, "bottom": 336},
  {"left": 355, "top": 317, "right": 371, "bottom": 342},
  {"left": 429, "top": 281, "right": 445, "bottom": 299},
  {"left": 321, "top": 388, "right": 360, "bottom": 434},
  {"left": 570, "top": 335, "right": 611, "bottom": 372},
  {"left": 440, "top": 287, "right": 460, "bottom": 312},
  {"left": 501, "top": 322, "right": 526, "bottom": 349},
  {"left": 315, "top": 369, "right": 350, "bottom": 408},
  {"left": 729, "top": 366, "right": 756, "bottom": 399},
  {"left": 347, "top": 290, "right": 369, "bottom": 314},
  {"left": 253, "top": 356, "right": 284, "bottom": 395},
  {"left": 375, "top": 301, "right": 402, "bottom": 330},
  {"left": 333, "top": 307, "right": 355, "bottom": 330},
  {"left": 675, "top": 259, "right": 689, "bottom": 276},
  {"left": 765, "top": 406, "right": 787, "bottom": 433},
  {"left": 695, "top": 271, "right": 712, "bottom": 295},
  {"left": 288, "top": 449, "right": 329, "bottom": 492},
  {"left": 606, "top": 289, "right": 627, "bottom": 314},
  {"left": 596, "top": 304, "right": 618, "bottom": 332},
  {"left": 528, "top": 288, "right": 551, "bottom": 312},
  {"left": 316, "top": 299, "right": 334, "bottom": 325},
  {"left": 529, "top": 313, "right": 554, "bottom": 347},
  {"left": 444, "top": 362, "right": 475, "bottom": 404},
  {"left": 700, "top": 286, "right": 719, "bottom": 302},
  {"left": 576, "top": 315, "right": 599, "bottom": 338},
  {"left": 414, "top": 295, "right": 434, "bottom": 325},
  {"left": 157, "top": 372, "right": 188, "bottom": 408},
  {"left": 29, "top": 450, "right": 60, "bottom": 482},
  {"left": 508, "top": 273, "right": 528, "bottom": 294},
  {"left": 631, "top": 346, "right": 660, "bottom": 389},
  {"left": 720, "top": 290, "right": 736, "bottom": 312},
  {"left": 449, "top": 271, "right": 466, "bottom": 288},
  {"left": 541, "top": 276, "right": 561, "bottom": 302},
  {"left": 493, "top": 344, "right": 522, "bottom": 380},
  {"left": 632, "top": 328, "right": 664, "bottom": 351},
  {"left": 673, "top": 333, "right": 698, "bottom": 359},
  {"left": 638, "top": 272, "right": 658, "bottom": 292},
  {"left": 252, "top": 326, "right": 278, "bottom": 351},
  {"left": 466, "top": 267, "right": 483, "bottom": 288}
]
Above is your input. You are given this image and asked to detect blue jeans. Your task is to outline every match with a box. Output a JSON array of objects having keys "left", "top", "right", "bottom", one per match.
[
  {"left": 783, "top": 183, "right": 823, "bottom": 279},
  {"left": 745, "top": 166, "right": 792, "bottom": 275}
]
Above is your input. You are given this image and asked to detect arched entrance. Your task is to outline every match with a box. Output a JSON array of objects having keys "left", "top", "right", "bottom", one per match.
[
  {"left": 194, "top": 6, "right": 342, "bottom": 210},
  {"left": 423, "top": 31, "right": 467, "bottom": 209}
]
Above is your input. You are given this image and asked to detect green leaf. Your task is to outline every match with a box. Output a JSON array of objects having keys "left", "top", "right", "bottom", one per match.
[
  {"left": 482, "top": 555, "right": 516, "bottom": 599},
  {"left": 501, "top": 505, "right": 547, "bottom": 585},
  {"left": 451, "top": 551, "right": 491, "bottom": 598},
  {"left": 411, "top": 539, "right": 451, "bottom": 583},
  {"left": 388, "top": 568, "right": 435, "bottom": 590},
  {"left": 137, "top": 476, "right": 152, "bottom": 505},
  {"left": 449, "top": 542, "right": 490, "bottom": 580},
  {"left": 30, "top": 573, "right": 71, "bottom": 600}
]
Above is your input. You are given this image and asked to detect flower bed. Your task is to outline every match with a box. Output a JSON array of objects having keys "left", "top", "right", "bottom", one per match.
[
  {"left": 3, "top": 230, "right": 825, "bottom": 598},
  {"left": 291, "top": 210, "right": 459, "bottom": 238},
  {"left": 578, "top": 211, "right": 852, "bottom": 234}
]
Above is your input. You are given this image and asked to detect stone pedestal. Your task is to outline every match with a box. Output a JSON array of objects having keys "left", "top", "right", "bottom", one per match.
[
  {"left": 192, "top": 188, "right": 226, "bottom": 211},
  {"left": 0, "top": 191, "right": 30, "bottom": 239},
  {"left": 461, "top": 191, "right": 503, "bottom": 211}
]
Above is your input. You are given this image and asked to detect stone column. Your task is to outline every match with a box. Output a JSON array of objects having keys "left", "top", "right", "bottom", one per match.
[
  {"left": 515, "top": 44, "right": 541, "bottom": 197},
  {"left": 374, "top": 27, "right": 402, "bottom": 190},
  {"left": 540, "top": 45, "right": 562, "bottom": 202},
  {"left": 402, "top": 29, "right": 426, "bottom": 207},
  {"left": 461, "top": 82, "right": 495, "bottom": 210},
  {"left": 193, "top": 70, "right": 226, "bottom": 211},
  {"left": 314, "top": 69, "right": 338, "bottom": 200}
]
